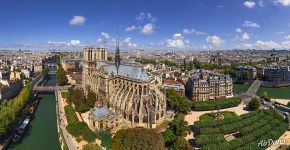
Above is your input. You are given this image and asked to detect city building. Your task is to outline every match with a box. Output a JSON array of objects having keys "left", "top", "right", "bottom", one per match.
[
  {"left": 33, "top": 64, "right": 43, "bottom": 73},
  {"left": 61, "top": 60, "right": 79, "bottom": 72},
  {"left": 185, "top": 70, "right": 233, "bottom": 101},
  {"left": 89, "top": 106, "right": 119, "bottom": 131},
  {"left": 262, "top": 65, "right": 290, "bottom": 87},
  {"left": 161, "top": 80, "right": 185, "bottom": 96},
  {"left": 82, "top": 41, "right": 167, "bottom": 129},
  {"left": 0, "top": 79, "right": 23, "bottom": 101},
  {"left": 10, "top": 71, "right": 22, "bottom": 80},
  {"left": 21, "top": 69, "right": 31, "bottom": 79},
  {"left": 236, "top": 66, "right": 257, "bottom": 80},
  {"left": 0, "top": 70, "right": 9, "bottom": 80}
]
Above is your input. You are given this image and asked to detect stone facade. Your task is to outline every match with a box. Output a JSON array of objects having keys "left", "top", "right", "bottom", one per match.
[
  {"left": 83, "top": 47, "right": 167, "bottom": 129},
  {"left": 185, "top": 70, "right": 233, "bottom": 101}
]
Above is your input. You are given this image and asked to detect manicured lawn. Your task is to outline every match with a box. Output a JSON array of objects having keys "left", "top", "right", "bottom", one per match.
[
  {"left": 61, "top": 91, "right": 69, "bottom": 99},
  {"left": 199, "top": 111, "right": 237, "bottom": 121},
  {"left": 233, "top": 83, "right": 249, "bottom": 93},
  {"left": 64, "top": 105, "right": 78, "bottom": 124},
  {"left": 258, "top": 86, "right": 290, "bottom": 99}
]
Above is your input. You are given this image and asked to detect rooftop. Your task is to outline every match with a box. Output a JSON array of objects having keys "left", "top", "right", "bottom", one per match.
[{"left": 96, "top": 62, "right": 149, "bottom": 81}]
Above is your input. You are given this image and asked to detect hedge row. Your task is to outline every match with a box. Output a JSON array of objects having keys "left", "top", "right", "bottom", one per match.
[
  {"left": 219, "top": 113, "right": 265, "bottom": 134},
  {"left": 194, "top": 111, "right": 259, "bottom": 130},
  {"left": 202, "top": 119, "right": 282, "bottom": 150},
  {"left": 196, "top": 134, "right": 225, "bottom": 146},
  {"left": 193, "top": 97, "right": 241, "bottom": 111},
  {"left": 237, "top": 122, "right": 288, "bottom": 150},
  {"left": 240, "top": 118, "right": 270, "bottom": 135},
  {"left": 199, "top": 127, "right": 221, "bottom": 135}
]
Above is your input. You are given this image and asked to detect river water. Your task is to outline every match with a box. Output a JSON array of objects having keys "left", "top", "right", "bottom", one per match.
[{"left": 8, "top": 74, "right": 61, "bottom": 150}]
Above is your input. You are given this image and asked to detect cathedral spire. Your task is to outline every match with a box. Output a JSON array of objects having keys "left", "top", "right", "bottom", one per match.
[{"left": 115, "top": 30, "right": 121, "bottom": 75}]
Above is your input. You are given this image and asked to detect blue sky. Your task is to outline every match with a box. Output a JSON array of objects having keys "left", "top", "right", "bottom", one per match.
[{"left": 1, "top": 0, "right": 290, "bottom": 50}]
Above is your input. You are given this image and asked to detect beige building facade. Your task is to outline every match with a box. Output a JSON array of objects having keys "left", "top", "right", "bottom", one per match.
[{"left": 185, "top": 71, "right": 233, "bottom": 101}]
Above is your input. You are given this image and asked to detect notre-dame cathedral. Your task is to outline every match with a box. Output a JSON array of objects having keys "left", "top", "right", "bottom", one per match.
[{"left": 82, "top": 40, "right": 167, "bottom": 128}]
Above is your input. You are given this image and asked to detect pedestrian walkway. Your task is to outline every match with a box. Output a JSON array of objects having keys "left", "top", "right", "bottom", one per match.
[{"left": 246, "top": 79, "right": 261, "bottom": 96}]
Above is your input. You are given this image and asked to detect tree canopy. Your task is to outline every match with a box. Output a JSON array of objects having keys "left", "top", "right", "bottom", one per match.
[
  {"left": 56, "top": 65, "right": 68, "bottom": 86},
  {"left": 163, "top": 113, "right": 192, "bottom": 150},
  {"left": 0, "top": 84, "right": 32, "bottom": 136},
  {"left": 166, "top": 89, "right": 193, "bottom": 114},
  {"left": 248, "top": 98, "right": 260, "bottom": 111},
  {"left": 112, "top": 128, "right": 165, "bottom": 150}
]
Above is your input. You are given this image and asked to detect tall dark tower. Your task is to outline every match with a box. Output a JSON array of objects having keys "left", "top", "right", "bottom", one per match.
[{"left": 115, "top": 32, "right": 121, "bottom": 75}]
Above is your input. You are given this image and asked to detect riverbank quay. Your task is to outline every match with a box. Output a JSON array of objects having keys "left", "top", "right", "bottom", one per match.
[{"left": 56, "top": 90, "right": 78, "bottom": 150}]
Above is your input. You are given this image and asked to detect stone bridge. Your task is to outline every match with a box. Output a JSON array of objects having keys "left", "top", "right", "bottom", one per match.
[
  {"left": 239, "top": 79, "right": 262, "bottom": 101},
  {"left": 33, "top": 85, "right": 70, "bottom": 92}
]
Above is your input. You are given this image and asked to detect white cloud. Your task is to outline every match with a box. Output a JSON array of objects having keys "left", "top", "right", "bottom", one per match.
[
  {"left": 258, "top": 0, "right": 265, "bottom": 6},
  {"left": 241, "top": 32, "right": 250, "bottom": 41},
  {"left": 285, "top": 34, "right": 290, "bottom": 40},
  {"left": 123, "top": 37, "right": 138, "bottom": 48},
  {"left": 69, "top": 15, "right": 86, "bottom": 26},
  {"left": 244, "top": 1, "right": 256, "bottom": 8},
  {"left": 47, "top": 40, "right": 81, "bottom": 47},
  {"left": 236, "top": 28, "right": 243, "bottom": 33},
  {"left": 182, "top": 28, "right": 207, "bottom": 36},
  {"left": 166, "top": 33, "right": 191, "bottom": 48},
  {"left": 101, "top": 32, "right": 110, "bottom": 39},
  {"left": 140, "top": 23, "right": 154, "bottom": 35},
  {"left": 242, "top": 43, "right": 253, "bottom": 48},
  {"left": 282, "top": 40, "right": 290, "bottom": 48},
  {"left": 274, "top": 31, "right": 285, "bottom": 35},
  {"left": 195, "top": 31, "right": 207, "bottom": 36},
  {"left": 182, "top": 28, "right": 195, "bottom": 35},
  {"left": 217, "top": 5, "right": 225, "bottom": 8},
  {"left": 206, "top": 35, "right": 225, "bottom": 47},
  {"left": 125, "top": 25, "right": 140, "bottom": 31},
  {"left": 274, "top": 0, "right": 290, "bottom": 6},
  {"left": 243, "top": 20, "right": 260, "bottom": 28},
  {"left": 69, "top": 40, "right": 81, "bottom": 46},
  {"left": 255, "top": 40, "right": 281, "bottom": 49},
  {"left": 136, "top": 12, "right": 157, "bottom": 22}
]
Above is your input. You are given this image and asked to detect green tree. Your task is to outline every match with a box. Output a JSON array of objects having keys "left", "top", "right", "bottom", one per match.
[
  {"left": 163, "top": 129, "right": 177, "bottom": 145},
  {"left": 163, "top": 113, "right": 192, "bottom": 150},
  {"left": 287, "top": 101, "right": 290, "bottom": 107},
  {"left": 0, "top": 84, "right": 32, "bottom": 136},
  {"left": 170, "top": 137, "right": 189, "bottom": 150},
  {"left": 166, "top": 89, "right": 192, "bottom": 114},
  {"left": 56, "top": 66, "right": 68, "bottom": 86},
  {"left": 261, "top": 91, "right": 270, "bottom": 102},
  {"left": 43, "top": 67, "right": 49, "bottom": 79},
  {"left": 100, "top": 131, "right": 113, "bottom": 150},
  {"left": 112, "top": 128, "right": 165, "bottom": 150},
  {"left": 83, "top": 129, "right": 97, "bottom": 143},
  {"left": 248, "top": 98, "right": 260, "bottom": 111},
  {"left": 242, "top": 71, "right": 250, "bottom": 80},
  {"left": 71, "top": 89, "right": 90, "bottom": 112},
  {"left": 169, "top": 113, "right": 191, "bottom": 137}
]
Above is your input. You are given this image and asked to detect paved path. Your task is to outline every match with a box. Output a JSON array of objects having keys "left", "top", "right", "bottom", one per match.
[
  {"left": 56, "top": 91, "right": 78, "bottom": 150},
  {"left": 239, "top": 79, "right": 262, "bottom": 101},
  {"left": 246, "top": 79, "right": 262, "bottom": 96}
]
